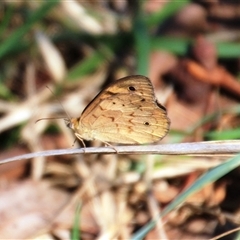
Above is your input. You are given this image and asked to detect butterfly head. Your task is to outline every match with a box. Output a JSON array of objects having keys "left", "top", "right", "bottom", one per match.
[
  {"left": 64, "top": 118, "right": 79, "bottom": 130},
  {"left": 64, "top": 118, "right": 71, "bottom": 129}
]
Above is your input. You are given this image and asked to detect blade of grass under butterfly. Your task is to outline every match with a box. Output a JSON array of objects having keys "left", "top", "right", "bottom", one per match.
[
  {"left": 71, "top": 202, "right": 81, "bottom": 240},
  {"left": 132, "top": 154, "right": 240, "bottom": 240}
]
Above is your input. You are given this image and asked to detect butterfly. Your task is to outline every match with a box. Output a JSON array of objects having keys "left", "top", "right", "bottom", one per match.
[{"left": 65, "top": 75, "right": 170, "bottom": 148}]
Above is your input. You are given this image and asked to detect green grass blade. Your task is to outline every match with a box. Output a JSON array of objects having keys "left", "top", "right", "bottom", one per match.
[
  {"left": 206, "top": 128, "right": 240, "bottom": 141},
  {"left": 71, "top": 202, "right": 82, "bottom": 240},
  {"left": 132, "top": 154, "right": 240, "bottom": 240},
  {"left": 146, "top": 1, "right": 189, "bottom": 27},
  {"left": 133, "top": 2, "right": 150, "bottom": 76},
  {"left": 151, "top": 36, "right": 190, "bottom": 56},
  {"left": 0, "top": 1, "right": 59, "bottom": 59},
  {"left": 216, "top": 42, "right": 240, "bottom": 58},
  {"left": 0, "top": 4, "right": 14, "bottom": 36},
  {"left": 67, "top": 46, "right": 112, "bottom": 81},
  {"left": 152, "top": 36, "right": 240, "bottom": 58}
]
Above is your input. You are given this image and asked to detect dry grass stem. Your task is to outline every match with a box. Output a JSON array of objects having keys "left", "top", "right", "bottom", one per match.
[{"left": 1, "top": 140, "right": 240, "bottom": 165}]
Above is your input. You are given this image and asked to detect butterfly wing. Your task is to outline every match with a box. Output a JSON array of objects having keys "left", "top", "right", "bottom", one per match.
[
  {"left": 78, "top": 75, "right": 170, "bottom": 144},
  {"left": 80, "top": 75, "right": 154, "bottom": 117}
]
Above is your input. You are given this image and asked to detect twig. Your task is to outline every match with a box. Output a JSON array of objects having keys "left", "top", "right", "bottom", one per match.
[{"left": 1, "top": 140, "right": 240, "bottom": 165}]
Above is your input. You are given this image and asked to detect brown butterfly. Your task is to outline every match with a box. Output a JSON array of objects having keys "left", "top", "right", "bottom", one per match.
[{"left": 66, "top": 75, "right": 170, "bottom": 147}]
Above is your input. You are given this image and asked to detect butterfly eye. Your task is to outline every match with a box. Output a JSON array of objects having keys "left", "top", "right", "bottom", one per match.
[
  {"left": 128, "top": 86, "right": 136, "bottom": 91},
  {"left": 64, "top": 119, "right": 71, "bottom": 128}
]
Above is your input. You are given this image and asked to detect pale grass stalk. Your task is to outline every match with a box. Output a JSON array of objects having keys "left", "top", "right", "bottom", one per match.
[
  {"left": 0, "top": 86, "right": 53, "bottom": 133},
  {"left": 35, "top": 31, "right": 66, "bottom": 83},
  {"left": 117, "top": 171, "right": 141, "bottom": 185},
  {"left": 1, "top": 140, "right": 240, "bottom": 165},
  {"left": 60, "top": 0, "right": 117, "bottom": 35},
  {"left": 88, "top": 179, "right": 108, "bottom": 235},
  {"left": 152, "top": 156, "right": 223, "bottom": 179},
  {"left": 103, "top": 154, "right": 118, "bottom": 181},
  {"left": 89, "top": 163, "right": 120, "bottom": 239},
  {"left": 81, "top": 159, "right": 126, "bottom": 239},
  {"left": 23, "top": 63, "right": 45, "bottom": 180},
  {"left": 61, "top": 0, "right": 103, "bottom": 34},
  {"left": 144, "top": 155, "right": 168, "bottom": 239},
  {"left": 0, "top": 100, "right": 16, "bottom": 112},
  {"left": 116, "top": 186, "right": 132, "bottom": 239},
  {"left": 74, "top": 155, "right": 91, "bottom": 179},
  {"left": 148, "top": 192, "right": 167, "bottom": 240}
]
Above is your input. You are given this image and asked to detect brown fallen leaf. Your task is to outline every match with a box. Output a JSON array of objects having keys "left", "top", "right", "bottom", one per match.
[
  {"left": 186, "top": 36, "right": 240, "bottom": 97},
  {"left": 186, "top": 60, "right": 240, "bottom": 96},
  {"left": 0, "top": 180, "right": 70, "bottom": 238},
  {"left": 0, "top": 146, "right": 28, "bottom": 180}
]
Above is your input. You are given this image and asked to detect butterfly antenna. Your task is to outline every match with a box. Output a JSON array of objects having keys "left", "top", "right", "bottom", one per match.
[
  {"left": 46, "top": 86, "right": 71, "bottom": 120},
  {"left": 35, "top": 117, "right": 67, "bottom": 124}
]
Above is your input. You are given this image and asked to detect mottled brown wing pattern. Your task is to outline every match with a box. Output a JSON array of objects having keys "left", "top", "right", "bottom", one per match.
[
  {"left": 80, "top": 75, "right": 154, "bottom": 118},
  {"left": 76, "top": 75, "right": 170, "bottom": 144},
  {"left": 93, "top": 96, "right": 168, "bottom": 143}
]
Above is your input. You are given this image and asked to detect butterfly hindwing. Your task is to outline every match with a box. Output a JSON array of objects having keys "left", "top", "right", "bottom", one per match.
[{"left": 76, "top": 76, "right": 170, "bottom": 144}]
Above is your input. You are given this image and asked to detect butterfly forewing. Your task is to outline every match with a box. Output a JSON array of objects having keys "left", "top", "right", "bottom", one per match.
[{"left": 73, "top": 75, "right": 170, "bottom": 144}]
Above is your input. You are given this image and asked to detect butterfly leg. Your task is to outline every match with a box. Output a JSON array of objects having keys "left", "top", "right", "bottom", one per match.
[
  {"left": 79, "top": 139, "right": 86, "bottom": 153},
  {"left": 103, "top": 141, "right": 118, "bottom": 153},
  {"left": 74, "top": 134, "right": 86, "bottom": 153}
]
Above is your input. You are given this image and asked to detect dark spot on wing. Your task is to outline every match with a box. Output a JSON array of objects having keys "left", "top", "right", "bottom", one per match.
[
  {"left": 109, "top": 117, "right": 114, "bottom": 122},
  {"left": 144, "top": 122, "right": 150, "bottom": 126},
  {"left": 129, "top": 86, "right": 136, "bottom": 91}
]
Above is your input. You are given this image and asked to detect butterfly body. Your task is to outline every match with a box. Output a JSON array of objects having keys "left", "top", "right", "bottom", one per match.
[{"left": 66, "top": 75, "right": 170, "bottom": 145}]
